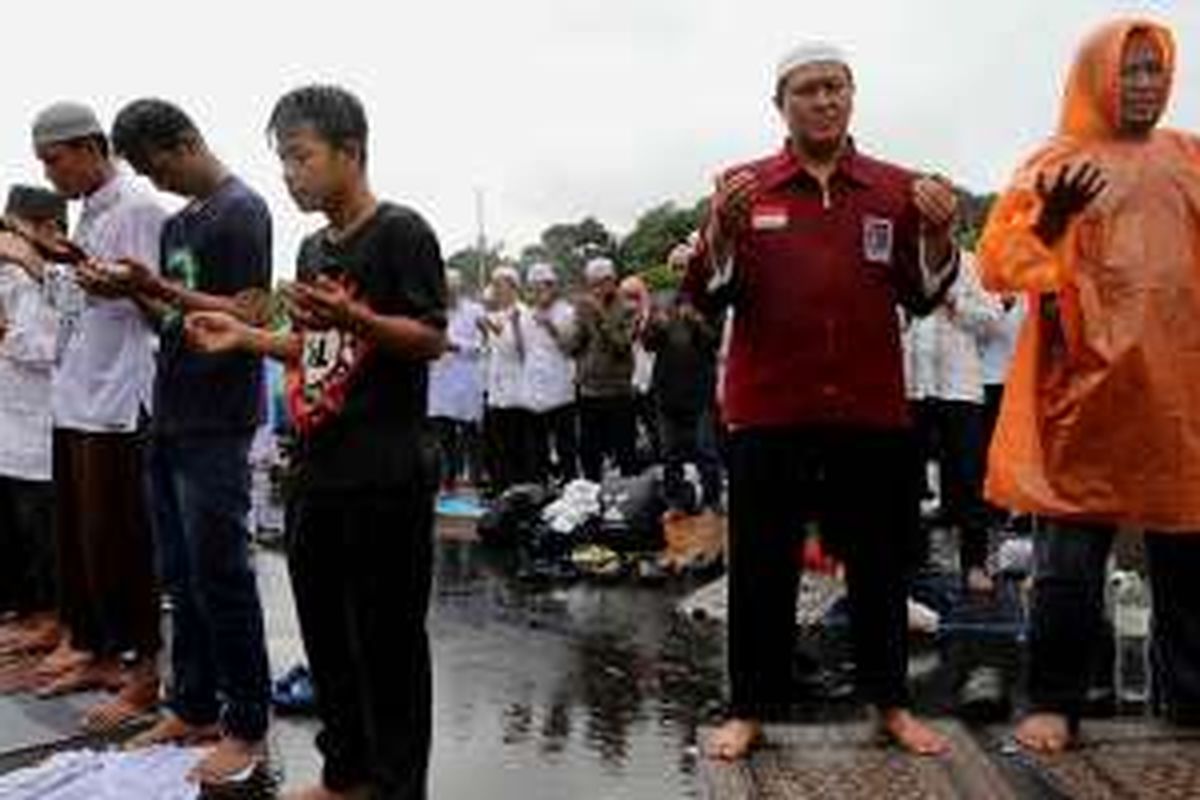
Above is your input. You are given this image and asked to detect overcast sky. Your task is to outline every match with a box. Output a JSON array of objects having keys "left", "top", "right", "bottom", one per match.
[{"left": 2, "top": 0, "right": 1195, "bottom": 276}]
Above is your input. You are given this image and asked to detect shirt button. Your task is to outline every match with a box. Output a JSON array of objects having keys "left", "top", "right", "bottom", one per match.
[{"left": 821, "top": 384, "right": 838, "bottom": 397}]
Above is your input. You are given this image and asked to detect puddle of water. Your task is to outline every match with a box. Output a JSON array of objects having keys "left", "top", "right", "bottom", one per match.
[
  {"left": 425, "top": 541, "right": 725, "bottom": 798},
  {"left": 261, "top": 540, "right": 727, "bottom": 798}
]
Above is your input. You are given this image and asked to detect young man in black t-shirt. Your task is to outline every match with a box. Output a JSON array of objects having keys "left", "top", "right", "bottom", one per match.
[
  {"left": 103, "top": 99, "right": 273, "bottom": 785},
  {"left": 186, "top": 86, "right": 447, "bottom": 800}
]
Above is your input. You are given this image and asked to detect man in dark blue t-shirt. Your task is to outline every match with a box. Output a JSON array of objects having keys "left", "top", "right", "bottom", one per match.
[{"left": 105, "top": 99, "right": 272, "bottom": 786}]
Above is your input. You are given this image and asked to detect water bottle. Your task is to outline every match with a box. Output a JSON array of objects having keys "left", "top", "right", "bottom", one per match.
[{"left": 1109, "top": 569, "right": 1151, "bottom": 705}]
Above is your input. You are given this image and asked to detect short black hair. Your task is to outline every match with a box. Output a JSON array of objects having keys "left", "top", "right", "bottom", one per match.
[
  {"left": 111, "top": 99, "right": 201, "bottom": 172},
  {"left": 267, "top": 85, "right": 368, "bottom": 166},
  {"left": 5, "top": 185, "right": 67, "bottom": 231}
]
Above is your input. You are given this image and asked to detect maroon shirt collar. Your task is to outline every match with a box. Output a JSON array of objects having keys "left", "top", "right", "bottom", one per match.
[{"left": 758, "top": 138, "right": 874, "bottom": 193}]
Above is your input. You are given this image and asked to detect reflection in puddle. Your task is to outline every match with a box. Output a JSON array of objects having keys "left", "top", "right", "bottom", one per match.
[{"left": 428, "top": 540, "right": 724, "bottom": 797}]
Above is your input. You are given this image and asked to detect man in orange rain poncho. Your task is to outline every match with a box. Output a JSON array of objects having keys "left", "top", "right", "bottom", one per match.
[{"left": 979, "top": 18, "right": 1200, "bottom": 753}]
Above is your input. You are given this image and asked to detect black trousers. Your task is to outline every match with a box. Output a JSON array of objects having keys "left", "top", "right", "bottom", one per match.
[
  {"left": 727, "top": 426, "right": 911, "bottom": 717},
  {"left": 1028, "top": 521, "right": 1200, "bottom": 724},
  {"left": 0, "top": 476, "right": 55, "bottom": 615},
  {"left": 531, "top": 403, "right": 579, "bottom": 484},
  {"left": 485, "top": 407, "right": 539, "bottom": 492},
  {"left": 287, "top": 483, "right": 435, "bottom": 799},
  {"left": 634, "top": 391, "right": 661, "bottom": 467},
  {"left": 659, "top": 405, "right": 722, "bottom": 512},
  {"left": 981, "top": 384, "right": 1008, "bottom": 523},
  {"left": 578, "top": 395, "right": 637, "bottom": 483},
  {"left": 912, "top": 399, "right": 990, "bottom": 572},
  {"left": 430, "top": 417, "right": 481, "bottom": 488}
]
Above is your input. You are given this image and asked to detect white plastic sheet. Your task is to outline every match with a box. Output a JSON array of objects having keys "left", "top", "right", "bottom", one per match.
[{"left": 0, "top": 745, "right": 206, "bottom": 800}]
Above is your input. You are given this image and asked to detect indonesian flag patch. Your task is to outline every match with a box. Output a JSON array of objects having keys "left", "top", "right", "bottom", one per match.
[{"left": 751, "top": 203, "right": 789, "bottom": 231}]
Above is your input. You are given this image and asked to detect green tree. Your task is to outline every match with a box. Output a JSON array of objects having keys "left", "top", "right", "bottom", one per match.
[
  {"left": 533, "top": 217, "right": 617, "bottom": 286},
  {"left": 956, "top": 190, "right": 998, "bottom": 252},
  {"left": 617, "top": 199, "right": 706, "bottom": 274},
  {"left": 446, "top": 244, "right": 504, "bottom": 292}
]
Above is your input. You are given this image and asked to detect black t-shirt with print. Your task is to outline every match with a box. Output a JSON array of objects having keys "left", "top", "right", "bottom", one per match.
[
  {"left": 154, "top": 176, "right": 272, "bottom": 436},
  {"left": 289, "top": 202, "right": 447, "bottom": 491}
]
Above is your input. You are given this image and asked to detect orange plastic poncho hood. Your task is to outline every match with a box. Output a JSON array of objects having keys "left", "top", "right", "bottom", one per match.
[{"left": 978, "top": 18, "right": 1200, "bottom": 530}]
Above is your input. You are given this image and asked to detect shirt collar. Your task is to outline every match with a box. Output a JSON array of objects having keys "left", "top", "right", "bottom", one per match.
[
  {"left": 759, "top": 138, "right": 874, "bottom": 192},
  {"left": 81, "top": 172, "right": 126, "bottom": 218}
]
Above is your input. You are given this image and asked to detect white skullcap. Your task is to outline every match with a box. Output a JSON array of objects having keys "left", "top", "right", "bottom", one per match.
[
  {"left": 491, "top": 265, "right": 521, "bottom": 287},
  {"left": 526, "top": 262, "right": 557, "bottom": 285},
  {"left": 32, "top": 101, "right": 105, "bottom": 149},
  {"left": 583, "top": 257, "right": 616, "bottom": 283},
  {"left": 775, "top": 42, "right": 851, "bottom": 82}
]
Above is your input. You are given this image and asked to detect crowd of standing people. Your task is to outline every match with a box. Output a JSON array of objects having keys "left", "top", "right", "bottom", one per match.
[{"left": 428, "top": 248, "right": 725, "bottom": 518}]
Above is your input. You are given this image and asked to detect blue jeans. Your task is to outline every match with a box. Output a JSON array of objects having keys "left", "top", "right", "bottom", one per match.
[{"left": 150, "top": 433, "right": 270, "bottom": 741}]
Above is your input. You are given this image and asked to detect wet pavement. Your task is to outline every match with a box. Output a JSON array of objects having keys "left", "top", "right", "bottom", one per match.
[
  {"left": 2, "top": 518, "right": 1179, "bottom": 799},
  {"left": 266, "top": 522, "right": 1043, "bottom": 798},
  {"left": 265, "top": 537, "right": 728, "bottom": 797}
]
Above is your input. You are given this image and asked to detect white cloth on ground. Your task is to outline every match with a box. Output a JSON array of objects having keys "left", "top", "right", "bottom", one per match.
[
  {"left": 0, "top": 746, "right": 206, "bottom": 800},
  {"left": 542, "top": 479, "right": 603, "bottom": 534}
]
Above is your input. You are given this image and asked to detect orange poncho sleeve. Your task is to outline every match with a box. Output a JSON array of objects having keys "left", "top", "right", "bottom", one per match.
[{"left": 977, "top": 142, "right": 1082, "bottom": 295}]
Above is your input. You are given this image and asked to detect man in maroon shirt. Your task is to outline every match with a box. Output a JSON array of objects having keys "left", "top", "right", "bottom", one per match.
[{"left": 686, "top": 43, "right": 960, "bottom": 759}]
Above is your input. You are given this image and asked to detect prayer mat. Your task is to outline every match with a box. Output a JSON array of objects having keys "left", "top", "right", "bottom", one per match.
[
  {"left": 994, "top": 719, "right": 1200, "bottom": 799},
  {"left": 701, "top": 720, "right": 1017, "bottom": 800}
]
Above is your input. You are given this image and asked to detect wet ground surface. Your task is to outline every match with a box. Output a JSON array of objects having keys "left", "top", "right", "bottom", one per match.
[
  {"left": 265, "top": 525, "right": 1038, "bottom": 798},
  {"left": 0, "top": 519, "right": 1171, "bottom": 799},
  {"left": 265, "top": 538, "right": 728, "bottom": 798}
]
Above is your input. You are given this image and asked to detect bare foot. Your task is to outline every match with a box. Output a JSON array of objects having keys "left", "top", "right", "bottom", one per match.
[
  {"left": 32, "top": 641, "right": 90, "bottom": 680},
  {"left": 281, "top": 784, "right": 371, "bottom": 800},
  {"left": 83, "top": 668, "right": 161, "bottom": 734},
  {"left": 1014, "top": 712, "right": 1072, "bottom": 754},
  {"left": 124, "top": 713, "right": 220, "bottom": 748},
  {"left": 189, "top": 736, "right": 265, "bottom": 784},
  {"left": 0, "top": 629, "right": 60, "bottom": 659},
  {"left": 880, "top": 708, "right": 950, "bottom": 756},
  {"left": 966, "top": 567, "right": 996, "bottom": 594},
  {"left": 0, "top": 655, "right": 40, "bottom": 694},
  {"left": 0, "top": 623, "right": 31, "bottom": 652},
  {"left": 37, "top": 657, "right": 124, "bottom": 698},
  {"left": 704, "top": 718, "right": 763, "bottom": 761}
]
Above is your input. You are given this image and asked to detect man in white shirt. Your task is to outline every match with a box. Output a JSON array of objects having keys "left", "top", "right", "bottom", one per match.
[
  {"left": 0, "top": 187, "right": 64, "bottom": 658},
  {"left": 524, "top": 263, "right": 578, "bottom": 484},
  {"left": 481, "top": 266, "right": 536, "bottom": 492},
  {"left": 903, "top": 253, "right": 1003, "bottom": 592},
  {"left": 0, "top": 103, "right": 166, "bottom": 731},
  {"left": 427, "top": 268, "right": 485, "bottom": 492},
  {"left": 978, "top": 296, "right": 1024, "bottom": 461}
]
